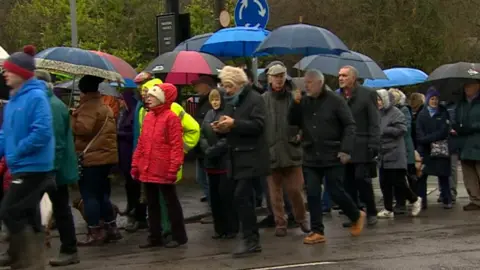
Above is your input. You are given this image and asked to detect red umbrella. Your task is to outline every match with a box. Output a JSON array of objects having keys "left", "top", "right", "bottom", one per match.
[{"left": 90, "top": 51, "right": 137, "bottom": 79}]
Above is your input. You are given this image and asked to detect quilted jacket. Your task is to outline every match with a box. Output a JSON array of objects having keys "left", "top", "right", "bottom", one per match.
[{"left": 131, "top": 83, "right": 184, "bottom": 184}]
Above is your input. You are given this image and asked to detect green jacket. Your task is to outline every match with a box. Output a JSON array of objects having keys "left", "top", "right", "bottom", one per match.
[
  {"left": 48, "top": 87, "right": 79, "bottom": 185},
  {"left": 455, "top": 94, "right": 480, "bottom": 161}
]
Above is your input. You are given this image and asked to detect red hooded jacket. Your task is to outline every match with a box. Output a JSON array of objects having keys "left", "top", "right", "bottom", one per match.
[{"left": 131, "top": 83, "right": 184, "bottom": 184}]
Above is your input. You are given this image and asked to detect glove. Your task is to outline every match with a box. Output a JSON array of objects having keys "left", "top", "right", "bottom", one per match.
[{"left": 337, "top": 152, "right": 351, "bottom": 164}]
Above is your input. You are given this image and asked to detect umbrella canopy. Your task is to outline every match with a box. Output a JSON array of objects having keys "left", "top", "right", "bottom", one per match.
[
  {"left": 90, "top": 51, "right": 137, "bottom": 79},
  {"left": 35, "top": 47, "right": 123, "bottom": 82},
  {"left": 54, "top": 79, "right": 120, "bottom": 97},
  {"left": 294, "top": 51, "right": 387, "bottom": 79},
  {"left": 200, "top": 27, "right": 270, "bottom": 57},
  {"left": 363, "top": 68, "right": 427, "bottom": 88},
  {"left": 419, "top": 62, "right": 480, "bottom": 102},
  {"left": 254, "top": 23, "right": 349, "bottom": 56},
  {"left": 174, "top": 33, "right": 213, "bottom": 52},
  {"left": 144, "top": 51, "right": 224, "bottom": 85}
]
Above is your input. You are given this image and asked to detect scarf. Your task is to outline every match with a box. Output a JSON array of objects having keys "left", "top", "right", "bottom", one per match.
[
  {"left": 224, "top": 87, "right": 245, "bottom": 106},
  {"left": 427, "top": 106, "right": 437, "bottom": 117}
]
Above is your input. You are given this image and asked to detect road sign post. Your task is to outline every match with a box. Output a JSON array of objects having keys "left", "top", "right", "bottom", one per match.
[{"left": 234, "top": 0, "right": 269, "bottom": 28}]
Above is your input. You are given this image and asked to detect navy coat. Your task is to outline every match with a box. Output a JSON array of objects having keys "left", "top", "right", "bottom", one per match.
[{"left": 415, "top": 105, "right": 451, "bottom": 177}]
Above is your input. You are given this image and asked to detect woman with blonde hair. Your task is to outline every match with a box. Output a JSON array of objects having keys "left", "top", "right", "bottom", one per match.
[{"left": 213, "top": 66, "right": 269, "bottom": 257}]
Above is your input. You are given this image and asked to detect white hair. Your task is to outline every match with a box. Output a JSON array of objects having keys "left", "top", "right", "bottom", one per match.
[
  {"left": 341, "top": 65, "right": 359, "bottom": 79},
  {"left": 304, "top": 69, "right": 325, "bottom": 82}
]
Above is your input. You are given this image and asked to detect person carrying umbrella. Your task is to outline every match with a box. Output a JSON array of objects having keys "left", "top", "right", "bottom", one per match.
[
  {"left": 337, "top": 66, "right": 380, "bottom": 226},
  {"left": 0, "top": 45, "right": 55, "bottom": 269}
]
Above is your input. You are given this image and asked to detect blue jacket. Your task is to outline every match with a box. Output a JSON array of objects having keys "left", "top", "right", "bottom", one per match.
[{"left": 0, "top": 79, "right": 54, "bottom": 174}]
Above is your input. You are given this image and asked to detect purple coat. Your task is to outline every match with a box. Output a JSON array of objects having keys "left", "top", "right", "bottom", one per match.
[{"left": 117, "top": 90, "right": 137, "bottom": 174}]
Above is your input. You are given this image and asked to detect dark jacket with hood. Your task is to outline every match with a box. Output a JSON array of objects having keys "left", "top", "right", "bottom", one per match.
[
  {"left": 289, "top": 85, "right": 356, "bottom": 168},
  {"left": 194, "top": 93, "right": 213, "bottom": 159},
  {"left": 416, "top": 104, "right": 451, "bottom": 177},
  {"left": 263, "top": 80, "right": 302, "bottom": 169},
  {"left": 199, "top": 92, "right": 229, "bottom": 172}
]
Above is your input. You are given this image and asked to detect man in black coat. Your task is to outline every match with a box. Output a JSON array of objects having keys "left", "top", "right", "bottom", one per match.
[
  {"left": 214, "top": 66, "right": 269, "bottom": 257},
  {"left": 289, "top": 69, "right": 366, "bottom": 245},
  {"left": 337, "top": 66, "right": 380, "bottom": 226}
]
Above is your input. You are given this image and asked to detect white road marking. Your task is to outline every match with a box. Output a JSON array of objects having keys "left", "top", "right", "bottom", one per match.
[{"left": 248, "top": 261, "right": 337, "bottom": 270}]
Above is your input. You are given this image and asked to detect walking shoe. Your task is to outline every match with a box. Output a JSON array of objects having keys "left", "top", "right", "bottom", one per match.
[
  {"left": 463, "top": 203, "right": 480, "bottom": 211},
  {"left": 77, "top": 226, "right": 106, "bottom": 246},
  {"left": 232, "top": 238, "right": 261, "bottom": 257},
  {"left": 377, "top": 209, "right": 394, "bottom": 219},
  {"left": 367, "top": 216, "right": 378, "bottom": 225},
  {"left": 49, "top": 252, "right": 80, "bottom": 267},
  {"left": 274, "top": 228, "right": 287, "bottom": 237},
  {"left": 200, "top": 196, "right": 208, "bottom": 202},
  {"left": 350, "top": 211, "right": 366, "bottom": 236},
  {"left": 410, "top": 197, "right": 423, "bottom": 216},
  {"left": 257, "top": 215, "right": 275, "bottom": 228},
  {"left": 104, "top": 221, "right": 123, "bottom": 242},
  {"left": 303, "top": 232, "right": 326, "bottom": 244},
  {"left": 444, "top": 203, "right": 453, "bottom": 209},
  {"left": 342, "top": 221, "right": 352, "bottom": 228}
]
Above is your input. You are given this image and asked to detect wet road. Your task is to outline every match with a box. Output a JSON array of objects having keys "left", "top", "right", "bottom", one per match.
[{"left": 46, "top": 196, "right": 480, "bottom": 270}]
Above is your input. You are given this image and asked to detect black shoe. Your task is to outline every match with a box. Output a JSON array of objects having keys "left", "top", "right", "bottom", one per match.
[
  {"left": 212, "top": 233, "right": 224, "bottom": 239},
  {"left": 139, "top": 237, "right": 163, "bottom": 249},
  {"left": 232, "top": 239, "right": 262, "bottom": 258},
  {"left": 200, "top": 196, "right": 208, "bottom": 203},
  {"left": 223, "top": 233, "right": 237, "bottom": 239},
  {"left": 165, "top": 239, "right": 187, "bottom": 248},
  {"left": 257, "top": 216, "right": 275, "bottom": 228},
  {"left": 49, "top": 252, "right": 80, "bottom": 267},
  {"left": 332, "top": 205, "right": 340, "bottom": 210}
]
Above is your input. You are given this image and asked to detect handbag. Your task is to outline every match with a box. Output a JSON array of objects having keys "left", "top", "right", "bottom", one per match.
[
  {"left": 430, "top": 139, "right": 449, "bottom": 158},
  {"left": 77, "top": 115, "right": 109, "bottom": 177}
]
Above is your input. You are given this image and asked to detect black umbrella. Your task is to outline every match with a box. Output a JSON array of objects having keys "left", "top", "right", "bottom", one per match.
[
  {"left": 422, "top": 62, "right": 480, "bottom": 102},
  {"left": 293, "top": 51, "right": 387, "bottom": 79}
]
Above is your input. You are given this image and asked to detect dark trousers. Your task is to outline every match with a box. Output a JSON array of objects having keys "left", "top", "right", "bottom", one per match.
[
  {"left": 78, "top": 165, "right": 115, "bottom": 227},
  {"left": 145, "top": 183, "right": 187, "bottom": 244},
  {"left": 344, "top": 163, "right": 377, "bottom": 216},
  {"left": 124, "top": 174, "right": 147, "bottom": 222},
  {"left": 0, "top": 172, "right": 52, "bottom": 234},
  {"left": 208, "top": 173, "right": 238, "bottom": 235},
  {"left": 234, "top": 177, "right": 259, "bottom": 240},
  {"left": 395, "top": 164, "right": 417, "bottom": 207},
  {"left": 417, "top": 174, "right": 428, "bottom": 207},
  {"left": 379, "top": 168, "right": 418, "bottom": 212},
  {"left": 303, "top": 166, "right": 360, "bottom": 235},
  {"left": 417, "top": 174, "right": 451, "bottom": 205},
  {"left": 47, "top": 184, "right": 77, "bottom": 254}
]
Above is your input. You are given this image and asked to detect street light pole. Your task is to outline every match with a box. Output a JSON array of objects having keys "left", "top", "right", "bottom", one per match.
[{"left": 70, "top": 0, "right": 78, "bottom": 47}]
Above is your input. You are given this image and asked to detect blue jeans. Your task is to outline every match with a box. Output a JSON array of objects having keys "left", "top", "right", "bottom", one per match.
[
  {"left": 79, "top": 165, "right": 115, "bottom": 227},
  {"left": 303, "top": 166, "right": 360, "bottom": 234},
  {"left": 196, "top": 159, "right": 210, "bottom": 202}
]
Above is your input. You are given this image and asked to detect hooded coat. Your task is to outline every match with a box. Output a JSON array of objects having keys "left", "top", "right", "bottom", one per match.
[
  {"left": 377, "top": 89, "right": 407, "bottom": 169},
  {"left": 131, "top": 83, "right": 184, "bottom": 184},
  {"left": 389, "top": 89, "right": 415, "bottom": 165}
]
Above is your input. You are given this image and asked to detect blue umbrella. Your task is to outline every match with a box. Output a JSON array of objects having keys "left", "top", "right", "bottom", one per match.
[
  {"left": 110, "top": 78, "right": 137, "bottom": 88},
  {"left": 363, "top": 68, "right": 428, "bottom": 88},
  {"left": 174, "top": 33, "right": 213, "bottom": 52},
  {"left": 254, "top": 23, "right": 349, "bottom": 56},
  {"left": 200, "top": 27, "right": 270, "bottom": 57},
  {"left": 35, "top": 47, "right": 123, "bottom": 82}
]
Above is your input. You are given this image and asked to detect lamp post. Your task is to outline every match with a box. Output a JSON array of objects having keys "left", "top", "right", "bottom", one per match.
[{"left": 70, "top": 0, "right": 78, "bottom": 47}]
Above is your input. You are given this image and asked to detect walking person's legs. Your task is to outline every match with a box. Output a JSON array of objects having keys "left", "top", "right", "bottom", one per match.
[
  {"left": 140, "top": 183, "right": 162, "bottom": 248},
  {"left": 391, "top": 169, "right": 422, "bottom": 216},
  {"left": 461, "top": 160, "right": 480, "bottom": 211},
  {"left": 159, "top": 184, "right": 188, "bottom": 248},
  {"left": 438, "top": 176, "right": 452, "bottom": 208},
  {"left": 267, "top": 170, "right": 288, "bottom": 236},
  {"left": 379, "top": 167, "right": 395, "bottom": 216},
  {"left": 218, "top": 174, "right": 238, "bottom": 237},
  {"left": 99, "top": 165, "right": 122, "bottom": 242},
  {"left": 209, "top": 174, "right": 226, "bottom": 238},
  {"left": 302, "top": 167, "right": 325, "bottom": 244},
  {"left": 48, "top": 184, "right": 80, "bottom": 266},
  {"left": 283, "top": 167, "right": 309, "bottom": 232}
]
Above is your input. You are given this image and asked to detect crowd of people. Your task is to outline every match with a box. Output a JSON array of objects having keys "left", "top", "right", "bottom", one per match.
[{"left": 0, "top": 45, "right": 479, "bottom": 269}]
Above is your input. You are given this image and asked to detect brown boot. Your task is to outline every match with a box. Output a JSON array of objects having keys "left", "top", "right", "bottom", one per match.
[
  {"left": 350, "top": 211, "right": 366, "bottom": 237},
  {"left": 104, "top": 221, "right": 123, "bottom": 243},
  {"left": 303, "top": 232, "right": 326, "bottom": 244},
  {"left": 77, "top": 226, "right": 106, "bottom": 246}
]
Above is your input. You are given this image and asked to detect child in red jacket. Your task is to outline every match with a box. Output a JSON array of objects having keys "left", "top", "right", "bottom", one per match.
[
  {"left": 131, "top": 83, "right": 187, "bottom": 249},
  {"left": 0, "top": 157, "right": 12, "bottom": 192}
]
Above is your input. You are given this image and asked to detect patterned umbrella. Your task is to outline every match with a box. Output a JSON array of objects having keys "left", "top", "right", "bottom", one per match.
[
  {"left": 35, "top": 47, "right": 123, "bottom": 82},
  {"left": 144, "top": 51, "right": 224, "bottom": 85}
]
